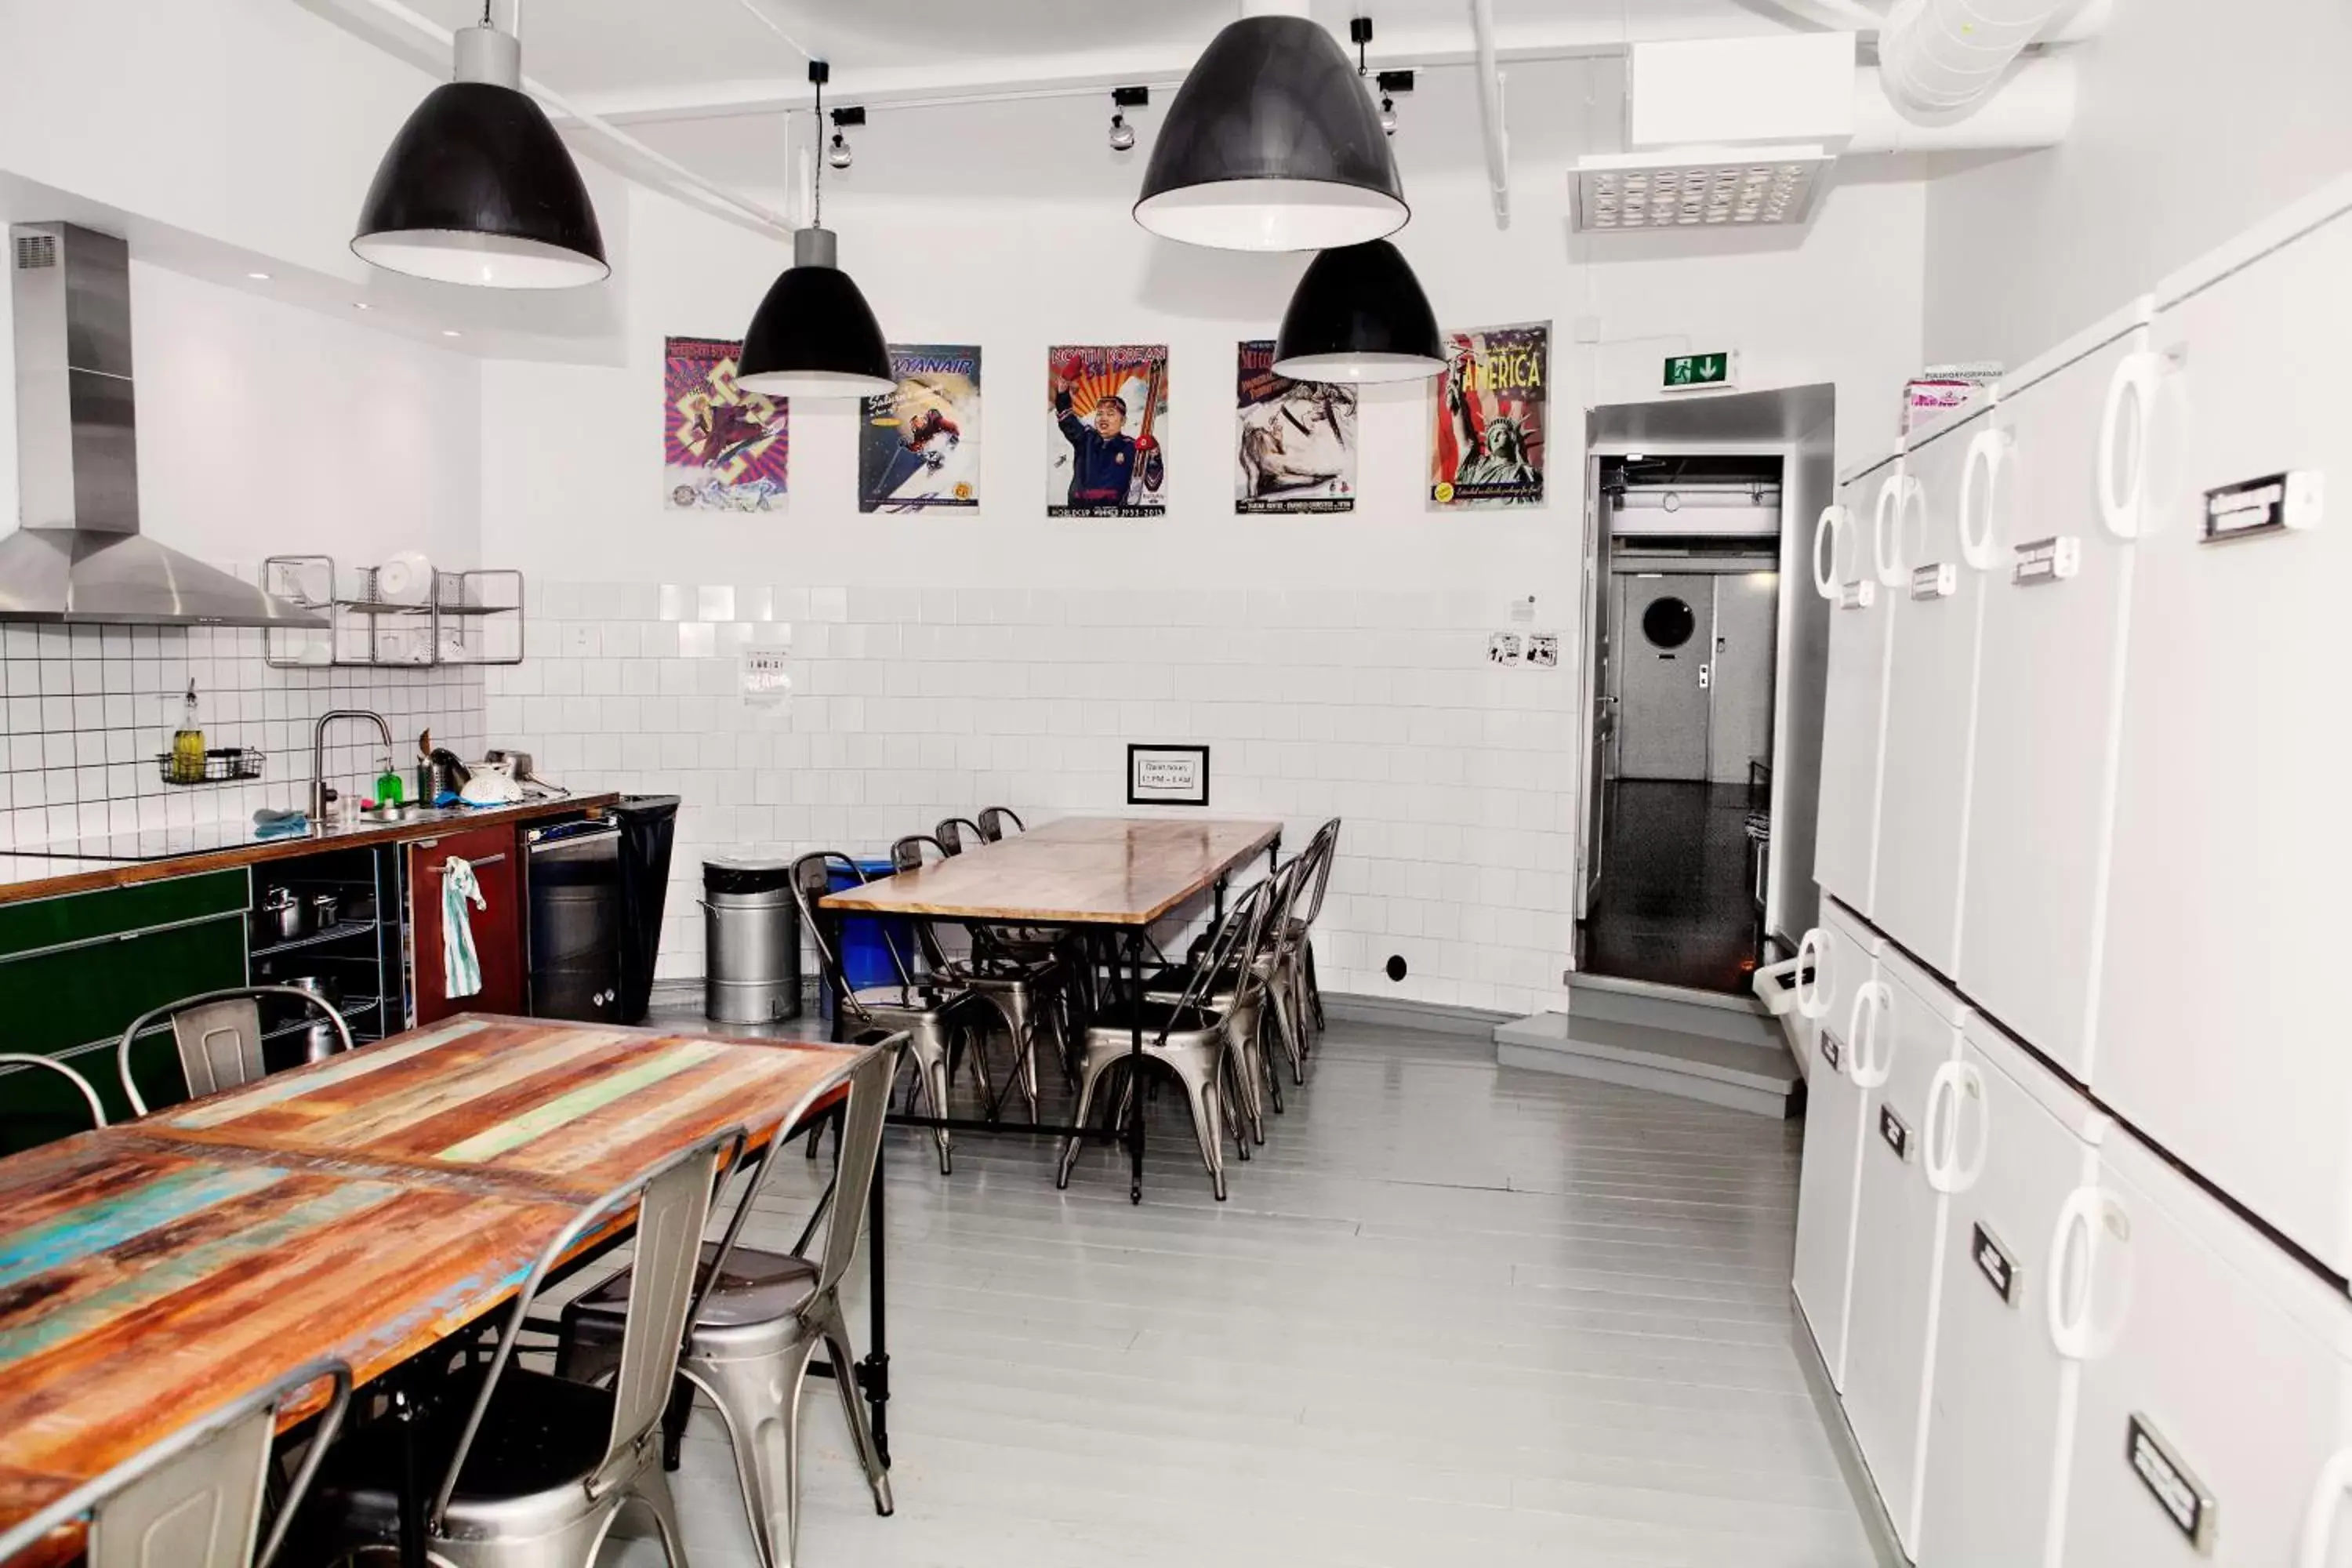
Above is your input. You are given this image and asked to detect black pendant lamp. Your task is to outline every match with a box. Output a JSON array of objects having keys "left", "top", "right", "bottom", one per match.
[
  {"left": 1135, "top": 14, "right": 1407, "bottom": 252},
  {"left": 353, "top": 5, "right": 608, "bottom": 288},
  {"left": 1273, "top": 239, "right": 1443, "bottom": 382},
  {"left": 735, "top": 61, "right": 895, "bottom": 400}
]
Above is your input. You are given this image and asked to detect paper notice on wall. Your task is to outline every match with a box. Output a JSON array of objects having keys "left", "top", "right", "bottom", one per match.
[{"left": 739, "top": 650, "right": 791, "bottom": 710}]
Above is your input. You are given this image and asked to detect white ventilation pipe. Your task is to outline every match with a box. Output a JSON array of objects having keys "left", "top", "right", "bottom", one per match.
[
  {"left": 1849, "top": 55, "right": 2075, "bottom": 150},
  {"left": 1878, "top": 0, "right": 2073, "bottom": 123}
]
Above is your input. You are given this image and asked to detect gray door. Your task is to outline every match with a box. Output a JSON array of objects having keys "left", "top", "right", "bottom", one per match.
[
  {"left": 1707, "top": 572, "right": 1780, "bottom": 784},
  {"left": 1616, "top": 574, "right": 1712, "bottom": 781},
  {"left": 1577, "top": 451, "right": 1613, "bottom": 917}
]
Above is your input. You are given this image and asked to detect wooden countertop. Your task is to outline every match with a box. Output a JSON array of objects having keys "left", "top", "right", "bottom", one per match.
[
  {"left": 0, "top": 793, "right": 621, "bottom": 907},
  {"left": 822, "top": 814, "right": 1283, "bottom": 926}
]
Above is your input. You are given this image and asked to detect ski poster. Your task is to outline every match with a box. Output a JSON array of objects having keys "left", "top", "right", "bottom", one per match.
[
  {"left": 1429, "top": 321, "right": 1548, "bottom": 510},
  {"left": 1234, "top": 339, "right": 1356, "bottom": 514},
  {"left": 858, "top": 344, "right": 981, "bottom": 513},
  {"left": 1047, "top": 344, "right": 1168, "bottom": 517},
  {"left": 663, "top": 336, "right": 788, "bottom": 512}
]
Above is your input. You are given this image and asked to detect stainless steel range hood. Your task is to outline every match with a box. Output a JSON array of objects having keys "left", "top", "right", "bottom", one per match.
[{"left": 0, "top": 223, "right": 326, "bottom": 626}]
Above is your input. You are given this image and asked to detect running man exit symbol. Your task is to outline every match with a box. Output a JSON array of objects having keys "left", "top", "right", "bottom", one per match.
[{"left": 1662, "top": 352, "right": 1737, "bottom": 391}]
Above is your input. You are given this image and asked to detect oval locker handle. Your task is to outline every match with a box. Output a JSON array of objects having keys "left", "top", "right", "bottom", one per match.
[
  {"left": 1958, "top": 427, "right": 2010, "bottom": 572},
  {"left": 1873, "top": 474, "right": 1912, "bottom": 587},
  {"left": 1795, "top": 927, "right": 1829, "bottom": 1020},
  {"left": 1848, "top": 982, "right": 1893, "bottom": 1089},
  {"left": 2046, "top": 1184, "right": 2132, "bottom": 1360},
  {"left": 1923, "top": 1060, "right": 1987, "bottom": 1193},
  {"left": 1812, "top": 506, "right": 1844, "bottom": 601},
  {"left": 2297, "top": 1447, "right": 2352, "bottom": 1568},
  {"left": 2097, "top": 350, "right": 2163, "bottom": 540}
]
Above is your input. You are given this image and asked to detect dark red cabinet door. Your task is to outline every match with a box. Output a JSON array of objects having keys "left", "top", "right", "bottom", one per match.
[{"left": 409, "top": 823, "right": 524, "bottom": 1024}]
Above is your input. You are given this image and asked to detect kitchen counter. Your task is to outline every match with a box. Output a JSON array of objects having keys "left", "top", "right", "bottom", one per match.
[{"left": 0, "top": 794, "right": 620, "bottom": 906}]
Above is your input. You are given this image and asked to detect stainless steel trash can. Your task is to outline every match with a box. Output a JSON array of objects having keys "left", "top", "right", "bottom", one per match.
[{"left": 702, "top": 858, "right": 801, "bottom": 1024}]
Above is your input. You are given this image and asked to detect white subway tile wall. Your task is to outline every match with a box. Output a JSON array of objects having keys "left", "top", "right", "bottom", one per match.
[
  {"left": 488, "top": 582, "right": 1578, "bottom": 1016},
  {"left": 0, "top": 622, "right": 485, "bottom": 848}
]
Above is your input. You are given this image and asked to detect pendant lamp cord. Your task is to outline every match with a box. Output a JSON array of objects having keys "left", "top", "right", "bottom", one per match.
[{"left": 811, "top": 68, "right": 825, "bottom": 230}]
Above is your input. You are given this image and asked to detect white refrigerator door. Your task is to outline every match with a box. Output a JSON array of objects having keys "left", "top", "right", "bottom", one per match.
[
  {"left": 2060, "top": 1131, "right": 2352, "bottom": 1566},
  {"left": 1871, "top": 411, "right": 1993, "bottom": 976},
  {"left": 1791, "top": 901, "right": 1882, "bottom": 1389},
  {"left": 1956, "top": 325, "right": 2147, "bottom": 1083},
  {"left": 2096, "top": 205, "right": 2352, "bottom": 1272},
  {"left": 1916, "top": 1015, "right": 2106, "bottom": 1568},
  {"left": 1840, "top": 946, "right": 1965, "bottom": 1557},
  {"left": 1812, "top": 464, "right": 1901, "bottom": 916}
]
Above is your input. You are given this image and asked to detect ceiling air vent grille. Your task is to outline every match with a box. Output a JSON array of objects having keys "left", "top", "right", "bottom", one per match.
[
  {"left": 14, "top": 232, "right": 57, "bottom": 270},
  {"left": 1572, "top": 146, "right": 1835, "bottom": 231}
]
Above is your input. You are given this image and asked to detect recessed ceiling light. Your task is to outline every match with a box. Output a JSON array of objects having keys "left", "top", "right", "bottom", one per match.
[
  {"left": 352, "top": 302, "right": 371, "bottom": 311},
  {"left": 441, "top": 328, "right": 462, "bottom": 338},
  {"left": 246, "top": 270, "right": 271, "bottom": 281}
]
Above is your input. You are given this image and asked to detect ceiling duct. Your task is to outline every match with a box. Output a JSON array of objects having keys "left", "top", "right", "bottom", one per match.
[{"left": 1878, "top": 0, "right": 2076, "bottom": 122}]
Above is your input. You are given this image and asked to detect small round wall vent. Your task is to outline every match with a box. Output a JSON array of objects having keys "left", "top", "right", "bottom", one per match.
[{"left": 1385, "top": 954, "right": 1408, "bottom": 982}]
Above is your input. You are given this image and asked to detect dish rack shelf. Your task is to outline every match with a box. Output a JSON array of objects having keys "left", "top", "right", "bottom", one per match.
[{"left": 261, "top": 555, "right": 525, "bottom": 669}]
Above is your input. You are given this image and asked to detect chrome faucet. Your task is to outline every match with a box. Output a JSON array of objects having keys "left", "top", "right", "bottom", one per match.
[{"left": 310, "top": 709, "right": 394, "bottom": 822}]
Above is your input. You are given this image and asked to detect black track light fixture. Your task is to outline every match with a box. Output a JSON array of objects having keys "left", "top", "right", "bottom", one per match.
[{"left": 1110, "top": 85, "right": 1149, "bottom": 153}]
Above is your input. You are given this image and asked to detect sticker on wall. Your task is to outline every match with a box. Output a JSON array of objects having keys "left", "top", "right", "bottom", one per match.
[
  {"left": 1488, "top": 632, "right": 1523, "bottom": 666},
  {"left": 1430, "top": 322, "right": 1548, "bottom": 510},
  {"left": 1234, "top": 340, "right": 1356, "bottom": 514},
  {"left": 1527, "top": 632, "right": 1560, "bottom": 667},
  {"left": 664, "top": 336, "right": 788, "bottom": 512},
  {"left": 859, "top": 344, "right": 981, "bottom": 514},
  {"left": 1048, "top": 344, "right": 1168, "bottom": 517}
]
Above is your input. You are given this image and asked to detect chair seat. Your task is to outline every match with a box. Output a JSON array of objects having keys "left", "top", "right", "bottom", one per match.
[
  {"left": 1083, "top": 997, "right": 1222, "bottom": 1047},
  {"left": 310, "top": 1366, "right": 617, "bottom": 1535},
  {"left": 849, "top": 982, "right": 982, "bottom": 1023},
  {"left": 568, "top": 1239, "right": 820, "bottom": 1336},
  {"left": 934, "top": 954, "right": 1058, "bottom": 991}
]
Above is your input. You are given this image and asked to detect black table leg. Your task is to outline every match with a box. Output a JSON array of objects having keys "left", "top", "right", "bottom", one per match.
[
  {"left": 394, "top": 1386, "right": 425, "bottom": 1567},
  {"left": 1127, "top": 928, "right": 1145, "bottom": 1203},
  {"left": 1213, "top": 874, "right": 1228, "bottom": 923},
  {"left": 860, "top": 1137, "right": 892, "bottom": 1471}
]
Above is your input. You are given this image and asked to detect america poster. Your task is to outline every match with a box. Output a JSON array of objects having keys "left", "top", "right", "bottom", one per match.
[
  {"left": 1429, "top": 321, "right": 1548, "bottom": 510},
  {"left": 1234, "top": 340, "right": 1356, "bottom": 514},
  {"left": 858, "top": 343, "right": 981, "bottom": 514},
  {"left": 1047, "top": 344, "right": 1168, "bottom": 518},
  {"left": 663, "top": 336, "right": 787, "bottom": 512}
]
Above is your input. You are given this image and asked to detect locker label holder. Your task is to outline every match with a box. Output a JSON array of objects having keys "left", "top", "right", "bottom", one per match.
[
  {"left": 2203, "top": 470, "right": 2321, "bottom": 543},
  {"left": 1820, "top": 1031, "right": 1842, "bottom": 1072},
  {"left": 1971, "top": 1221, "right": 2019, "bottom": 1306},
  {"left": 1878, "top": 1104, "right": 1911, "bottom": 1161},
  {"left": 1838, "top": 579, "right": 1876, "bottom": 611},
  {"left": 2126, "top": 1414, "right": 2216, "bottom": 1553},
  {"left": 1910, "top": 561, "right": 1957, "bottom": 601},
  {"left": 2013, "top": 535, "right": 2082, "bottom": 586}
]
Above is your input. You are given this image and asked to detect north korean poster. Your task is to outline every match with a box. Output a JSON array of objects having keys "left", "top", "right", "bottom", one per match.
[
  {"left": 1234, "top": 340, "right": 1356, "bottom": 514},
  {"left": 663, "top": 336, "right": 787, "bottom": 512},
  {"left": 1047, "top": 344, "right": 1168, "bottom": 517},
  {"left": 1430, "top": 321, "right": 1548, "bottom": 510},
  {"left": 858, "top": 343, "right": 981, "bottom": 514}
]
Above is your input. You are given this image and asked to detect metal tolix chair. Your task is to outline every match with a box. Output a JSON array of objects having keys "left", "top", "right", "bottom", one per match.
[{"left": 118, "top": 985, "right": 354, "bottom": 1116}]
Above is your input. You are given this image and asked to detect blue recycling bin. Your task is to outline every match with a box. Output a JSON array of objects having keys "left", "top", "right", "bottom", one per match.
[{"left": 826, "top": 856, "right": 916, "bottom": 1004}]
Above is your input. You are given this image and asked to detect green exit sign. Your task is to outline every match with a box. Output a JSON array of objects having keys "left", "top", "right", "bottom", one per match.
[{"left": 1663, "top": 351, "right": 1737, "bottom": 391}]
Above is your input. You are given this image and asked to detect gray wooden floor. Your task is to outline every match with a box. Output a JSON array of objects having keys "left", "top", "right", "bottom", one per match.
[{"left": 608, "top": 1011, "right": 1873, "bottom": 1568}]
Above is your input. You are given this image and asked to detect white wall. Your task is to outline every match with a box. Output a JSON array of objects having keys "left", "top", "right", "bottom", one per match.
[
  {"left": 1922, "top": 0, "right": 2352, "bottom": 365},
  {"left": 480, "top": 64, "right": 1926, "bottom": 1010}
]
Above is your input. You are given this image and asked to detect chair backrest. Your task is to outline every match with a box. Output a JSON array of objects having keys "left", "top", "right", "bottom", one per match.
[
  {"left": 976, "top": 806, "right": 1025, "bottom": 842},
  {"left": 791, "top": 851, "right": 871, "bottom": 1030},
  {"left": 935, "top": 817, "right": 985, "bottom": 856},
  {"left": 1294, "top": 818, "right": 1341, "bottom": 927},
  {"left": 699, "top": 1040, "right": 898, "bottom": 1313},
  {"left": 0, "top": 1357, "right": 351, "bottom": 1568},
  {"left": 1164, "top": 870, "right": 1284, "bottom": 1032},
  {"left": 887, "top": 836, "right": 953, "bottom": 971},
  {"left": 434, "top": 1130, "right": 739, "bottom": 1526},
  {"left": 0, "top": 1053, "right": 110, "bottom": 1136},
  {"left": 118, "top": 987, "right": 355, "bottom": 1117}
]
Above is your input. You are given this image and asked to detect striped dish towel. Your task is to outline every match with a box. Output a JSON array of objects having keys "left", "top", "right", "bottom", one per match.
[{"left": 442, "top": 855, "right": 486, "bottom": 999}]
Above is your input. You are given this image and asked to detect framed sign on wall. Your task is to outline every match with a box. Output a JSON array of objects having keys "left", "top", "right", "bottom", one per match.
[{"left": 1127, "top": 744, "right": 1210, "bottom": 807}]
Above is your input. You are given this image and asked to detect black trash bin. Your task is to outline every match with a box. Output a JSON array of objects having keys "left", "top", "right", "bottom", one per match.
[{"left": 609, "top": 794, "right": 680, "bottom": 1024}]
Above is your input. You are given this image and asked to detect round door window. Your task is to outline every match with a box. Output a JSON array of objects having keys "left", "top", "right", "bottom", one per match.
[{"left": 1641, "top": 597, "right": 1697, "bottom": 650}]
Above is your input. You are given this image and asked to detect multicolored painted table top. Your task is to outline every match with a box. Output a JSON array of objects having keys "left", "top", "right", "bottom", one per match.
[{"left": 0, "top": 1015, "right": 863, "bottom": 1556}]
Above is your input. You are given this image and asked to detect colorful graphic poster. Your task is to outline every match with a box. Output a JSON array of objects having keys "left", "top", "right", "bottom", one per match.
[
  {"left": 1234, "top": 341, "right": 1356, "bottom": 514},
  {"left": 858, "top": 343, "right": 982, "bottom": 513},
  {"left": 664, "top": 336, "right": 787, "bottom": 512},
  {"left": 1430, "top": 321, "right": 1549, "bottom": 510},
  {"left": 1047, "top": 344, "right": 1168, "bottom": 517}
]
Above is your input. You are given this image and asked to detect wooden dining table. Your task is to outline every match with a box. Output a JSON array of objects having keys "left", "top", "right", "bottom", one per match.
[
  {"left": 823, "top": 814, "right": 1283, "bottom": 1201},
  {"left": 0, "top": 1014, "right": 877, "bottom": 1568}
]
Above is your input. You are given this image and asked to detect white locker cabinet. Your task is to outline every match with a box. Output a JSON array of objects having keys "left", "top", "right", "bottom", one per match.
[
  {"left": 1840, "top": 942, "right": 1967, "bottom": 1559},
  {"left": 1955, "top": 303, "right": 2153, "bottom": 1084},
  {"left": 1813, "top": 452, "right": 1904, "bottom": 916},
  {"left": 1871, "top": 405, "right": 1994, "bottom": 976},
  {"left": 2060, "top": 1130, "right": 2352, "bottom": 1567},
  {"left": 1916, "top": 1014, "right": 2109, "bottom": 1568},
  {"left": 2096, "top": 189, "right": 2352, "bottom": 1272},
  {"left": 1791, "top": 899, "right": 1884, "bottom": 1390}
]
